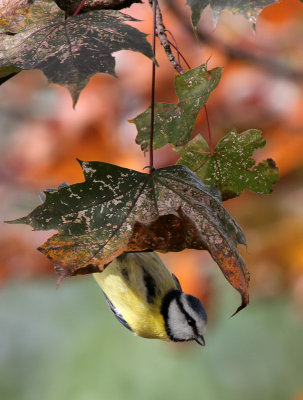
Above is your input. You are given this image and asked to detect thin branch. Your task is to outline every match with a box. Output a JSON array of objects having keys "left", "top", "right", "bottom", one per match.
[
  {"left": 165, "top": 29, "right": 188, "bottom": 70},
  {"left": 165, "top": 29, "right": 181, "bottom": 68},
  {"left": 149, "top": 0, "right": 157, "bottom": 171},
  {"left": 164, "top": 0, "right": 303, "bottom": 82},
  {"left": 148, "top": 0, "right": 184, "bottom": 74},
  {"left": 166, "top": 33, "right": 192, "bottom": 70},
  {"left": 162, "top": 32, "right": 214, "bottom": 157},
  {"left": 164, "top": 37, "right": 214, "bottom": 154}
]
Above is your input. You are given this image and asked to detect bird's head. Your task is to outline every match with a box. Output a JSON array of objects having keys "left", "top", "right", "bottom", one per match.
[{"left": 161, "top": 290, "right": 207, "bottom": 346}]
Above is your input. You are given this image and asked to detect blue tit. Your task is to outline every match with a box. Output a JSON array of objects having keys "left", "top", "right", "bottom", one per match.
[{"left": 93, "top": 252, "right": 207, "bottom": 345}]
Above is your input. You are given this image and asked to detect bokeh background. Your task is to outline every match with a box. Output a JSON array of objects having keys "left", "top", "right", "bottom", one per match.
[{"left": 1, "top": 0, "right": 303, "bottom": 399}]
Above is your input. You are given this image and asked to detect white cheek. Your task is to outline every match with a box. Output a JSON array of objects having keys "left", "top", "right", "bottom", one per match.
[
  {"left": 181, "top": 294, "right": 207, "bottom": 336},
  {"left": 168, "top": 300, "right": 193, "bottom": 341}
]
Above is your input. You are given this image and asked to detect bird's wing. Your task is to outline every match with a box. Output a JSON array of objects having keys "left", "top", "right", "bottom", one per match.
[
  {"left": 172, "top": 273, "right": 182, "bottom": 291},
  {"left": 102, "top": 290, "right": 133, "bottom": 332}
]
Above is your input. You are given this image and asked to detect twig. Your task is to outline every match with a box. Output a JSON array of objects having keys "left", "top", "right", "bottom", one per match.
[
  {"left": 164, "top": 0, "right": 303, "bottom": 82},
  {"left": 166, "top": 34, "right": 192, "bottom": 70},
  {"left": 164, "top": 34, "right": 214, "bottom": 154},
  {"left": 165, "top": 30, "right": 183, "bottom": 70},
  {"left": 149, "top": 0, "right": 157, "bottom": 171},
  {"left": 148, "top": 0, "right": 184, "bottom": 74}
]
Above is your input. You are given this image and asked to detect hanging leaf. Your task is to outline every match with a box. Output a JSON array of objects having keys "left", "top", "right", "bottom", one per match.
[
  {"left": 187, "top": 0, "right": 278, "bottom": 27},
  {"left": 175, "top": 130, "right": 279, "bottom": 201},
  {"left": 54, "top": 0, "right": 143, "bottom": 16},
  {"left": 0, "top": 0, "right": 153, "bottom": 104},
  {"left": 9, "top": 160, "right": 249, "bottom": 313},
  {"left": 132, "top": 64, "right": 222, "bottom": 151}
]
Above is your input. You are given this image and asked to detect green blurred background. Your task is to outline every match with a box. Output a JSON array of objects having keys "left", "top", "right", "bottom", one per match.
[{"left": 1, "top": 274, "right": 303, "bottom": 400}]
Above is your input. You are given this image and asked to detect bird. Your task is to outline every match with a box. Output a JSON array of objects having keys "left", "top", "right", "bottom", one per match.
[{"left": 93, "top": 251, "right": 207, "bottom": 345}]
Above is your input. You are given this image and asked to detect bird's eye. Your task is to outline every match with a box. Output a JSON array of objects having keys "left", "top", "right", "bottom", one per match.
[{"left": 186, "top": 316, "right": 195, "bottom": 326}]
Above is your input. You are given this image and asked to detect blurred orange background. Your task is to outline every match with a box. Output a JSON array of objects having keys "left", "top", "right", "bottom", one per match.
[{"left": 1, "top": 0, "right": 302, "bottom": 309}]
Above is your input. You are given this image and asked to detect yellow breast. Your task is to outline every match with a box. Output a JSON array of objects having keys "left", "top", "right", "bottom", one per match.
[{"left": 93, "top": 252, "right": 179, "bottom": 341}]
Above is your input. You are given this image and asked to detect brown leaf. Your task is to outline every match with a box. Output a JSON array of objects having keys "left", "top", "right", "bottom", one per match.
[
  {"left": 127, "top": 208, "right": 208, "bottom": 252},
  {"left": 11, "top": 161, "right": 249, "bottom": 313}
]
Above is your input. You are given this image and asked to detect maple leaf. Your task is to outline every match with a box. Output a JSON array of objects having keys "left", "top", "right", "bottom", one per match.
[
  {"left": 187, "top": 0, "right": 278, "bottom": 27},
  {"left": 0, "top": 0, "right": 153, "bottom": 104},
  {"left": 132, "top": 64, "right": 222, "bottom": 151},
  {"left": 9, "top": 160, "right": 249, "bottom": 313},
  {"left": 54, "top": 0, "right": 143, "bottom": 16},
  {"left": 175, "top": 130, "right": 279, "bottom": 201}
]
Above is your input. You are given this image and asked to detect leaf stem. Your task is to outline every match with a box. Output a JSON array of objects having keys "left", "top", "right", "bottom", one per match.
[
  {"left": 165, "top": 29, "right": 191, "bottom": 71},
  {"left": 148, "top": 0, "right": 214, "bottom": 163},
  {"left": 73, "top": 0, "right": 86, "bottom": 16},
  {"left": 162, "top": 33, "right": 214, "bottom": 154},
  {"left": 149, "top": 0, "right": 157, "bottom": 172},
  {"left": 204, "top": 105, "right": 214, "bottom": 154}
]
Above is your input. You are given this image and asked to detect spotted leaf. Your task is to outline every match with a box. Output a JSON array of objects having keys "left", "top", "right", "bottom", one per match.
[
  {"left": 175, "top": 130, "right": 279, "bottom": 200},
  {"left": 132, "top": 65, "right": 222, "bottom": 151},
  {"left": 53, "top": 0, "right": 143, "bottom": 16},
  {"left": 0, "top": 0, "right": 153, "bottom": 104},
  {"left": 187, "top": 0, "right": 278, "bottom": 27},
  {"left": 9, "top": 160, "right": 249, "bottom": 313}
]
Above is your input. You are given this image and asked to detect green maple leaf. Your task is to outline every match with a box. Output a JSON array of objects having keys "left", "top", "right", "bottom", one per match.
[
  {"left": 132, "top": 64, "right": 222, "bottom": 151},
  {"left": 9, "top": 160, "right": 249, "bottom": 314},
  {"left": 187, "top": 0, "right": 278, "bottom": 27},
  {"left": 175, "top": 130, "right": 279, "bottom": 200},
  {"left": 0, "top": 0, "right": 153, "bottom": 104}
]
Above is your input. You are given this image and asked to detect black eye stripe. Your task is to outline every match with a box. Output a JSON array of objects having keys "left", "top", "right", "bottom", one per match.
[
  {"left": 186, "top": 316, "right": 195, "bottom": 326},
  {"left": 176, "top": 296, "right": 199, "bottom": 337}
]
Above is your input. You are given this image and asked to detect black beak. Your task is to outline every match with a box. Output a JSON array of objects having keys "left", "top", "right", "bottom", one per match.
[{"left": 195, "top": 335, "right": 205, "bottom": 346}]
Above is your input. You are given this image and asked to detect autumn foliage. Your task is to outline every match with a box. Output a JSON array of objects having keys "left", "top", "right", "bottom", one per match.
[{"left": 0, "top": 0, "right": 303, "bottom": 315}]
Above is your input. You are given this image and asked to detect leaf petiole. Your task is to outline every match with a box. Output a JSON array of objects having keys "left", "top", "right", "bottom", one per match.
[{"left": 73, "top": 0, "right": 86, "bottom": 16}]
